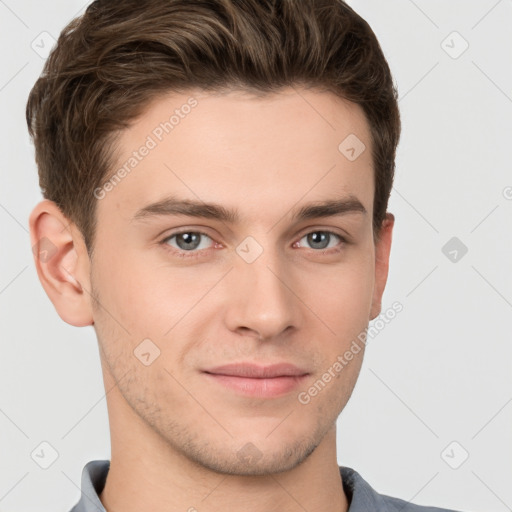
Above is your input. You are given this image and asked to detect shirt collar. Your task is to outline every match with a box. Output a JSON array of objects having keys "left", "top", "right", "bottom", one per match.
[
  {"left": 70, "top": 459, "right": 388, "bottom": 512},
  {"left": 69, "top": 460, "right": 108, "bottom": 512}
]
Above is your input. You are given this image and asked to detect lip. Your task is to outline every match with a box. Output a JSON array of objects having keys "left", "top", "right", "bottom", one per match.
[
  {"left": 202, "top": 363, "right": 309, "bottom": 398},
  {"left": 204, "top": 362, "right": 309, "bottom": 378}
]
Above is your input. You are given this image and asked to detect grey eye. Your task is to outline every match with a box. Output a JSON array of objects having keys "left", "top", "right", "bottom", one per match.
[
  {"left": 300, "top": 231, "right": 341, "bottom": 250},
  {"left": 165, "top": 232, "right": 213, "bottom": 251}
]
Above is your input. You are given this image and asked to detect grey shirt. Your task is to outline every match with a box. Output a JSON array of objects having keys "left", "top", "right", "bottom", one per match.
[{"left": 70, "top": 460, "right": 463, "bottom": 512}]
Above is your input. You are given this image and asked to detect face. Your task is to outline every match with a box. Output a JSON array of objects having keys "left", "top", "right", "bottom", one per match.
[{"left": 65, "top": 87, "right": 392, "bottom": 475}]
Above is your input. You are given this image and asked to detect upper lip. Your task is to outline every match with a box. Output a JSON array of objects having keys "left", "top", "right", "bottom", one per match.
[{"left": 204, "top": 363, "right": 309, "bottom": 378}]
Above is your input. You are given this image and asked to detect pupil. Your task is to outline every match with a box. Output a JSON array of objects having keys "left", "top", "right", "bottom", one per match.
[
  {"left": 178, "top": 232, "right": 200, "bottom": 250},
  {"left": 309, "top": 232, "right": 329, "bottom": 249}
]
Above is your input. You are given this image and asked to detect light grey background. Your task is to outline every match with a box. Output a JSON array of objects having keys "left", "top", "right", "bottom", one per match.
[{"left": 0, "top": 1, "right": 511, "bottom": 511}]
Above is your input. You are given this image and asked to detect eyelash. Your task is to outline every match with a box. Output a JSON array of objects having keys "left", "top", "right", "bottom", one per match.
[{"left": 159, "top": 229, "right": 348, "bottom": 260}]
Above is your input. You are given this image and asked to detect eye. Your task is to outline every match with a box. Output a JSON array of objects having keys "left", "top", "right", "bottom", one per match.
[
  {"left": 160, "top": 229, "right": 347, "bottom": 259},
  {"left": 295, "top": 231, "right": 345, "bottom": 252},
  {"left": 161, "top": 231, "right": 215, "bottom": 257}
]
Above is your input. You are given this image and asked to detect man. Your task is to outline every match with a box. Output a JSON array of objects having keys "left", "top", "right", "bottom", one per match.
[{"left": 26, "top": 0, "right": 464, "bottom": 510}]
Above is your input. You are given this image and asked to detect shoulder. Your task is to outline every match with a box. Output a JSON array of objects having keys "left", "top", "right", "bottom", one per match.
[
  {"left": 380, "top": 493, "right": 463, "bottom": 512},
  {"left": 339, "top": 465, "right": 464, "bottom": 512}
]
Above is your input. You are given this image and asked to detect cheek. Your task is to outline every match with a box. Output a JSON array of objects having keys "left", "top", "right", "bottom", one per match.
[
  {"left": 91, "top": 246, "right": 171, "bottom": 329},
  {"left": 303, "top": 253, "right": 375, "bottom": 333},
  {"left": 92, "top": 253, "right": 225, "bottom": 364}
]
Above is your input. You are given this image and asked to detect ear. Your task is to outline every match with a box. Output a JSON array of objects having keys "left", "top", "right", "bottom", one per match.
[
  {"left": 29, "top": 199, "right": 94, "bottom": 327},
  {"left": 369, "top": 213, "right": 394, "bottom": 320}
]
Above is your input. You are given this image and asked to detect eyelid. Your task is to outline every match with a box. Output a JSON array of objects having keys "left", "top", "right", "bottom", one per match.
[{"left": 295, "top": 224, "right": 351, "bottom": 241}]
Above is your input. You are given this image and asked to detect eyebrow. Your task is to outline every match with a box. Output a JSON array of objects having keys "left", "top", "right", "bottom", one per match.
[{"left": 132, "top": 195, "right": 367, "bottom": 223}]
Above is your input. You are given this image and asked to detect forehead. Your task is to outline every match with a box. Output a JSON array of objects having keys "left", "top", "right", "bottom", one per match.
[{"left": 99, "top": 87, "right": 374, "bottom": 226}]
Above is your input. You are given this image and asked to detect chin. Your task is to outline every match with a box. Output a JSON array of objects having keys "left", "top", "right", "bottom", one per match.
[
  {"left": 177, "top": 425, "right": 321, "bottom": 476},
  {"left": 195, "top": 446, "right": 313, "bottom": 476}
]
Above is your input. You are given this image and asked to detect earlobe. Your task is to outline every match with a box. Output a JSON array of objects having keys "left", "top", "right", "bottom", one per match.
[
  {"left": 369, "top": 213, "right": 394, "bottom": 321},
  {"left": 29, "top": 200, "right": 94, "bottom": 327}
]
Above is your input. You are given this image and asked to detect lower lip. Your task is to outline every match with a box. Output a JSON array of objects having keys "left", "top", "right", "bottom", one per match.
[{"left": 204, "top": 373, "right": 308, "bottom": 397}]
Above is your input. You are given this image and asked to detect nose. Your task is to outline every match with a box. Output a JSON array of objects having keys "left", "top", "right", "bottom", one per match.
[{"left": 223, "top": 243, "right": 302, "bottom": 341}]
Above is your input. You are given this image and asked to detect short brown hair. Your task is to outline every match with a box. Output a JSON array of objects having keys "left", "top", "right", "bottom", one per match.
[{"left": 26, "top": 0, "right": 400, "bottom": 252}]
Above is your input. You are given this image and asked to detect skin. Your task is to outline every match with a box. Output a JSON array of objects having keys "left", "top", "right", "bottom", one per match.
[{"left": 29, "top": 87, "right": 394, "bottom": 512}]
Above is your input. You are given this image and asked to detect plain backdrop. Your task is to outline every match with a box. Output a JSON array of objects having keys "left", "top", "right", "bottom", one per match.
[{"left": 0, "top": 1, "right": 511, "bottom": 511}]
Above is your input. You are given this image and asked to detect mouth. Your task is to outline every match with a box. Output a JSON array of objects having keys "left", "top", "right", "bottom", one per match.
[{"left": 202, "top": 362, "right": 310, "bottom": 398}]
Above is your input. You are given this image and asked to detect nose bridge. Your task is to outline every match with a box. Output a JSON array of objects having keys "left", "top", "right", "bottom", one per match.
[{"left": 224, "top": 236, "right": 299, "bottom": 339}]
